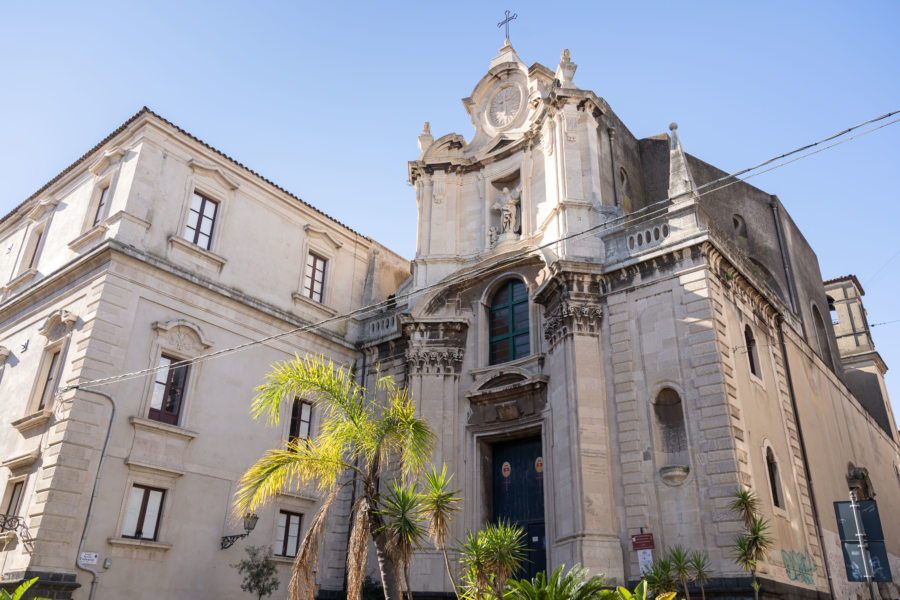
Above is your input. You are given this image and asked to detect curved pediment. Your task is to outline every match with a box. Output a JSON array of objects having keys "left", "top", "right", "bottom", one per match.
[
  {"left": 152, "top": 319, "right": 213, "bottom": 351},
  {"left": 422, "top": 134, "right": 467, "bottom": 162}
]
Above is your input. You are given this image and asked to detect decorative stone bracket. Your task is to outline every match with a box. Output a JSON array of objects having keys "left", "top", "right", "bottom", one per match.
[
  {"left": 543, "top": 300, "right": 603, "bottom": 347},
  {"left": 403, "top": 319, "right": 468, "bottom": 376}
]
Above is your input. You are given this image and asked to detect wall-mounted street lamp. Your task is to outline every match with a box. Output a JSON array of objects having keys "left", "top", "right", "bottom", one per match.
[{"left": 220, "top": 513, "right": 259, "bottom": 549}]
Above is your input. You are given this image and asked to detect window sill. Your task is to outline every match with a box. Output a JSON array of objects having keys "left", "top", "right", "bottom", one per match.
[
  {"left": 4, "top": 268, "right": 38, "bottom": 294},
  {"left": 471, "top": 353, "right": 546, "bottom": 378},
  {"left": 11, "top": 409, "right": 53, "bottom": 434},
  {"left": 167, "top": 235, "right": 227, "bottom": 271},
  {"left": 68, "top": 223, "right": 108, "bottom": 252},
  {"left": 107, "top": 537, "right": 171, "bottom": 551},
  {"left": 1, "top": 450, "right": 40, "bottom": 471},
  {"left": 129, "top": 416, "right": 198, "bottom": 441},
  {"left": 271, "top": 554, "right": 297, "bottom": 564},
  {"left": 291, "top": 292, "right": 337, "bottom": 316}
]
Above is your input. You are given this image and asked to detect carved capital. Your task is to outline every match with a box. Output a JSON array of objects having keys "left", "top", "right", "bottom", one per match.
[
  {"left": 543, "top": 300, "right": 603, "bottom": 347},
  {"left": 406, "top": 347, "right": 464, "bottom": 376}
]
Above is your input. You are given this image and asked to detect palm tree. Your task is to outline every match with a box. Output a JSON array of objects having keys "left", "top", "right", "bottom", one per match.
[
  {"left": 667, "top": 545, "right": 692, "bottom": 600},
  {"left": 234, "top": 356, "right": 435, "bottom": 600},
  {"left": 730, "top": 489, "right": 773, "bottom": 600},
  {"left": 458, "top": 520, "right": 526, "bottom": 600},
  {"left": 420, "top": 466, "right": 462, "bottom": 599},
  {"left": 378, "top": 481, "right": 426, "bottom": 600},
  {"left": 688, "top": 551, "right": 711, "bottom": 600},
  {"left": 734, "top": 517, "right": 774, "bottom": 600}
]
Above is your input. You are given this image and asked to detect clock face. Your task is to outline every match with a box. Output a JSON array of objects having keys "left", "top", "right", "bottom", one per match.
[{"left": 488, "top": 86, "right": 522, "bottom": 128}]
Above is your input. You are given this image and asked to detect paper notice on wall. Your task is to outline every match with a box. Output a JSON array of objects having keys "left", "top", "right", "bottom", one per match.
[{"left": 637, "top": 549, "right": 653, "bottom": 574}]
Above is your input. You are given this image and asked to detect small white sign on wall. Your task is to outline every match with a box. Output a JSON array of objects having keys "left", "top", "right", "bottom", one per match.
[
  {"left": 637, "top": 549, "right": 653, "bottom": 575},
  {"left": 79, "top": 552, "right": 99, "bottom": 565}
]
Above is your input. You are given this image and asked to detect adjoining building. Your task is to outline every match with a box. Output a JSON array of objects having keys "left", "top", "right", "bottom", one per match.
[{"left": 1, "top": 43, "right": 898, "bottom": 599}]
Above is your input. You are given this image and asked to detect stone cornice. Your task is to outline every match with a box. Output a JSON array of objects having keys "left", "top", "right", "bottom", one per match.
[{"left": 404, "top": 319, "right": 467, "bottom": 376}]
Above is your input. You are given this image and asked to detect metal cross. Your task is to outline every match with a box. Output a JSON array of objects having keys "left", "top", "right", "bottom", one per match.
[{"left": 497, "top": 10, "right": 517, "bottom": 43}]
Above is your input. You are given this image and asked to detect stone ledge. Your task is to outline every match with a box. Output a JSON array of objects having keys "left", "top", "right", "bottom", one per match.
[
  {"left": 107, "top": 536, "right": 172, "bottom": 551},
  {"left": 124, "top": 457, "right": 185, "bottom": 478},
  {"left": 167, "top": 235, "right": 227, "bottom": 271},
  {"left": 11, "top": 409, "right": 53, "bottom": 434},
  {"left": 291, "top": 291, "right": 338, "bottom": 316},
  {"left": 2, "top": 450, "right": 40, "bottom": 471},
  {"left": 67, "top": 223, "right": 108, "bottom": 252},
  {"left": 129, "top": 416, "right": 198, "bottom": 440}
]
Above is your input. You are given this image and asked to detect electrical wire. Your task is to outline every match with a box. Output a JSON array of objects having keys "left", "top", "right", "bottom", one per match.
[{"left": 58, "top": 109, "right": 900, "bottom": 393}]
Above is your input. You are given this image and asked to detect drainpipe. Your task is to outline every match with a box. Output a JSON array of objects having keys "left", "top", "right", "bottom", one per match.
[
  {"left": 70, "top": 386, "right": 116, "bottom": 600},
  {"left": 776, "top": 319, "right": 835, "bottom": 599}
]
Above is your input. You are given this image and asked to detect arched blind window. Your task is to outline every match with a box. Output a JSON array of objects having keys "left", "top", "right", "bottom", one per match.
[
  {"left": 489, "top": 280, "right": 530, "bottom": 365},
  {"left": 811, "top": 305, "right": 834, "bottom": 369}
]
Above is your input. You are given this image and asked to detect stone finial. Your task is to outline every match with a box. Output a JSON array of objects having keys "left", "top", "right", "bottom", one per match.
[
  {"left": 555, "top": 48, "right": 577, "bottom": 89},
  {"left": 417, "top": 121, "right": 434, "bottom": 156},
  {"left": 667, "top": 121, "right": 697, "bottom": 201}
]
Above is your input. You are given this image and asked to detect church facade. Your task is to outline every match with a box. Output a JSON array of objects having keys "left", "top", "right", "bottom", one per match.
[{"left": 1, "top": 43, "right": 898, "bottom": 599}]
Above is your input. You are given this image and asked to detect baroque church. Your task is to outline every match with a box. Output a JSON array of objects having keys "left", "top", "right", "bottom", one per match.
[{"left": 0, "top": 41, "right": 898, "bottom": 599}]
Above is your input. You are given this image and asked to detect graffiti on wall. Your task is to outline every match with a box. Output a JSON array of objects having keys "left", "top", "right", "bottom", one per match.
[{"left": 782, "top": 548, "right": 818, "bottom": 585}]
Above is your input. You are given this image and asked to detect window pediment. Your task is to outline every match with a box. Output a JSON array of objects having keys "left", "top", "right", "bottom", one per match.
[
  {"left": 303, "top": 224, "right": 343, "bottom": 249},
  {"left": 39, "top": 310, "right": 78, "bottom": 341},
  {"left": 187, "top": 159, "right": 240, "bottom": 190},
  {"left": 152, "top": 319, "right": 213, "bottom": 352},
  {"left": 25, "top": 198, "right": 59, "bottom": 222},
  {"left": 89, "top": 147, "right": 127, "bottom": 176}
]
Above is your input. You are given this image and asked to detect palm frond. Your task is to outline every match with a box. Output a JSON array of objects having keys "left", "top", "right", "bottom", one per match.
[
  {"left": 288, "top": 488, "right": 339, "bottom": 600},
  {"left": 234, "top": 442, "right": 352, "bottom": 514},
  {"left": 251, "top": 355, "right": 364, "bottom": 427}
]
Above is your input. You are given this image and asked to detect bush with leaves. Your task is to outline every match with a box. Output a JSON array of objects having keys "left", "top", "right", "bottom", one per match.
[
  {"left": 613, "top": 580, "right": 675, "bottom": 600},
  {"left": 232, "top": 545, "right": 280, "bottom": 600},
  {"left": 642, "top": 557, "right": 676, "bottom": 598},
  {"left": 506, "top": 563, "right": 610, "bottom": 600}
]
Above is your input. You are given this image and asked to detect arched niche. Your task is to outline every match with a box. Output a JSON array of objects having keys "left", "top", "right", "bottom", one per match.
[{"left": 651, "top": 386, "right": 690, "bottom": 485}]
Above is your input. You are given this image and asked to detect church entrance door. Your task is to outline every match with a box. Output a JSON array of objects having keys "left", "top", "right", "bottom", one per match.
[{"left": 491, "top": 436, "right": 546, "bottom": 578}]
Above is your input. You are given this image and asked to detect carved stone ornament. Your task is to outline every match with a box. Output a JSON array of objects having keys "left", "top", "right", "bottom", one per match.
[
  {"left": 152, "top": 319, "right": 213, "bottom": 352},
  {"left": 38, "top": 310, "right": 78, "bottom": 341},
  {"left": 487, "top": 85, "right": 522, "bottom": 129},
  {"left": 406, "top": 347, "right": 464, "bottom": 376},
  {"left": 543, "top": 301, "right": 603, "bottom": 347}
]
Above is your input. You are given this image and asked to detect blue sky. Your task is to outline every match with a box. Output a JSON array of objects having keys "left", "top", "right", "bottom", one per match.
[{"left": 2, "top": 1, "right": 899, "bottom": 418}]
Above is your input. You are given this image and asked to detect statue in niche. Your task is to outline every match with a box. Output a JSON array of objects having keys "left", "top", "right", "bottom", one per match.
[{"left": 492, "top": 186, "right": 521, "bottom": 235}]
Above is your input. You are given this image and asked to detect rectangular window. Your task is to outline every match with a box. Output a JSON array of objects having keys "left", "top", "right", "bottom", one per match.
[
  {"left": 303, "top": 253, "right": 327, "bottom": 303},
  {"left": 37, "top": 350, "right": 61, "bottom": 410},
  {"left": 28, "top": 228, "right": 43, "bottom": 269},
  {"left": 288, "top": 399, "right": 312, "bottom": 446},
  {"left": 148, "top": 355, "right": 189, "bottom": 425},
  {"left": 4, "top": 481, "right": 24, "bottom": 516},
  {"left": 93, "top": 186, "right": 110, "bottom": 226},
  {"left": 274, "top": 510, "right": 302, "bottom": 557},
  {"left": 183, "top": 192, "right": 218, "bottom": 251},
  {"left": 121, "top": 484, "right": 165, "bottom": 541}
]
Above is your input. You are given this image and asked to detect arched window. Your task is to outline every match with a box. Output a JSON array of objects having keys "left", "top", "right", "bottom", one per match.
[
  {"left": 766, "top": 447, "right": 782, "bottom": 508},
  {"left": 744, "top": 325, "right": 760, "bottom": 378},
  {"left": 732, "top": 214, "right": 748, "bottom": 242},
  {"left": 811, "top": 305, "right": 834, "bottom": 369},
  {"left": 827, "top": 295, "right": 838, "bottom": 325},
  {"left": 489, "top": 279, "right": 530, "bottom": 365}
]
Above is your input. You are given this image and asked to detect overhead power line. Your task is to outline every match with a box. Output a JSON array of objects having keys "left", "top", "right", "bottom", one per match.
[{"left": 58, "top": 109, "right": 900, "bottom": 394}]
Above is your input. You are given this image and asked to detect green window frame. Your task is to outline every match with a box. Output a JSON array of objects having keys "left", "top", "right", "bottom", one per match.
[{"left": 489, "top": 279, "right": 530, "bottom": 365}]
